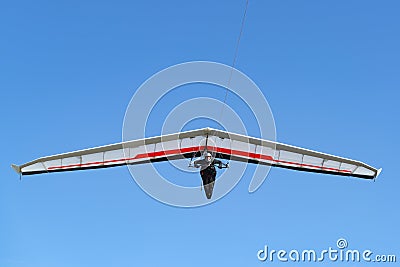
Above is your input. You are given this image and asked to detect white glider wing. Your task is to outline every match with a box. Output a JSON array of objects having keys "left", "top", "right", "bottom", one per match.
[
  {"left": 12, "top": 128, "right": 381, "bottom": 179},
  {"left": 11, "top": 129, "right": 208, "bottom": 175}
]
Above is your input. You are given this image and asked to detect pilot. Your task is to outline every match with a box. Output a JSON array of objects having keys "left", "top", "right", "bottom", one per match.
[{"left": 194, "top": 152, "right": 226, "bottom": 199}]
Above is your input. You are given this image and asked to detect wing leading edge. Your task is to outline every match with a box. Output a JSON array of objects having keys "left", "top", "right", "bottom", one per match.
[{"left": 12, "top": 128, "right": 381, "bottom": 179}]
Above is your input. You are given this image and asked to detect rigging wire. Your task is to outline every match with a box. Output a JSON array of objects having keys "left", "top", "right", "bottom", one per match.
[{"left": 218, "top": 0, "right": 249, "bottom": 122}]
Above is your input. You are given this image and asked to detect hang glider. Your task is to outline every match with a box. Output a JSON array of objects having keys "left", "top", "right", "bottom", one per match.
[{"left": 12, "top": 127, "right": 381, "bottom": 180}]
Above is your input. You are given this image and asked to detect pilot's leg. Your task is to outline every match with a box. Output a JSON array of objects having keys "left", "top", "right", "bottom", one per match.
[
  {"left": 202, "top": 167, "right": 216, "bottom": 199},
  {"left": 200, "top": 170, "right": 206, "bottom": 184},
  {"left": 200, "top": 170, "right": 208, "bottom": 188}
]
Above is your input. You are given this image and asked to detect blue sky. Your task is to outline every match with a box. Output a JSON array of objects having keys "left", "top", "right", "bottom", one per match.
[{"left": 1, "top": 0, "right": 399, "bottom": 266}]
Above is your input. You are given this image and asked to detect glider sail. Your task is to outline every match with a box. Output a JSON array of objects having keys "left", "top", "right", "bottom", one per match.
[{"left": 12, "top": 128, "right": 381, "bottom": 179}]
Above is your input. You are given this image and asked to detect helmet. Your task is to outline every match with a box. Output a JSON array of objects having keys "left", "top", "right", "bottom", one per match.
[{"left": 205, "top": 152, "right": 212, "bottom": 162}]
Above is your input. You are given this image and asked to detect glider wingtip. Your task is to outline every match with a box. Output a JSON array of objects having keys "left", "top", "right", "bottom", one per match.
[
  {"left": 11, "top": 164, "right": 21, "bottom": 174},
  {"left": 375, "top": 168, "right": 382, "bottom": 178}
]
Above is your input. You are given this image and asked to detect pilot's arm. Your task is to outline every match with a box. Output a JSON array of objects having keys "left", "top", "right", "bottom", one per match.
[
  {"left": 193, "top": 159, "right": 203, "bottom": 168},
  {"left": 213, "top": 159, "right": 223, "bottom": 169},
  {"left": 213, "top": 159, "right": 229, "bottom": 169}
]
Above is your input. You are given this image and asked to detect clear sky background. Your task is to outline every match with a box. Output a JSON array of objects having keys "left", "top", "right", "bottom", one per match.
[{"left": 1, "top": 0, "right": 399, "bottom": 266}]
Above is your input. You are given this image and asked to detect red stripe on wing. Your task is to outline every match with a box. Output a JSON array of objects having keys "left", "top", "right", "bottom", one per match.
[{"left": 47, "top": 145, "right": 351, "bottom": 174}]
